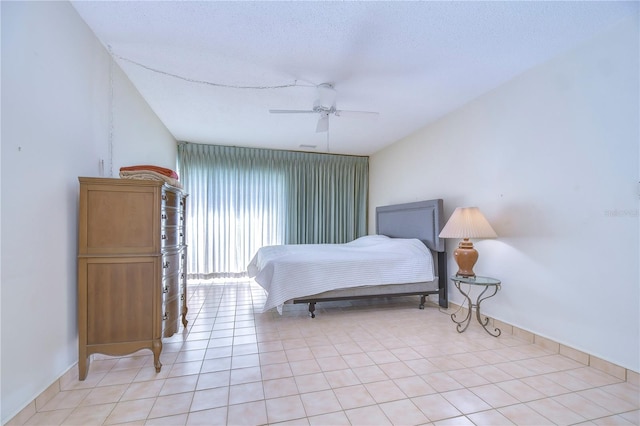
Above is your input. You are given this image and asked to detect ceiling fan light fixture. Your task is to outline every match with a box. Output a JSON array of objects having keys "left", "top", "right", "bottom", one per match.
[{"left": 317, "top": 83, "right": 336, "bottom": 109}]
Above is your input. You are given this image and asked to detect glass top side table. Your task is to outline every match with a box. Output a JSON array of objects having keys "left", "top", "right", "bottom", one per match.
[{"left": 450, "top": 275, "right": 501, "bottom": 337}]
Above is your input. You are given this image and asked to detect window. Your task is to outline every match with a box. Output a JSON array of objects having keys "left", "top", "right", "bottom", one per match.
[{"left": 178, "top": 143, "right": 368, "bottom": 278}]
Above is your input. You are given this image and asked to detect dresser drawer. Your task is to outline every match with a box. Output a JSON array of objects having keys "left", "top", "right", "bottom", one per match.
[
  {"left": 161, "top": 190, "right": 180, "bottom": 208},
  {"left": 161, "top": 227, "right": 183, "bottom": 248},
  {"left": 162, "top": 295, "right": 180, "bottom": 338},
  {"left": 162, "top": 272, "right": 180, "bottom": 300},
  {"left": 161, "top": 251, "right": 181, "bottom": 276},
  {"left": 161, "top": 209, "right": 180, "bottom": 227}
]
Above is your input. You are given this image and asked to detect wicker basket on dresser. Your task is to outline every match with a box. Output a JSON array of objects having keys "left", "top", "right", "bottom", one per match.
[{"left": 77, "top": 177, "right": 188, "bottom": 380}]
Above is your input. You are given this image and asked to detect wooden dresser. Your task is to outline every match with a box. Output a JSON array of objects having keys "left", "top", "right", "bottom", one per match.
[{"left": 77, "top": 177, "right": 188, "bottom": 380}]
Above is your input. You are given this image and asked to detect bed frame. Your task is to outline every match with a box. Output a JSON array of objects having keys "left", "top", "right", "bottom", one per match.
[{"left": 292, "top": 199, "right": 448, "bottom": 317}]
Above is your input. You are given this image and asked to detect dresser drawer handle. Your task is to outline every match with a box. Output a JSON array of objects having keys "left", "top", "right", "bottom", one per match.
[
  {"left": 179, "top": 232, "right": 184, "bottom": 237},
  {"left": 162, "top": 312, "right": 168, "bottom": 320},
  {"left": 180, "top": 294, "right": 185, "bottom": 301},
  {"left": 161, "top": 234, "right": 167, "bottom": 240},
  {"left": 163, "top": 286, "right": 169, "bottom": 293},
  {"left": 161, "top": 214, "right": 167, "bottom": 220},
  {"left": 163, "top": 261, "right": 170, "bottom": 268}
]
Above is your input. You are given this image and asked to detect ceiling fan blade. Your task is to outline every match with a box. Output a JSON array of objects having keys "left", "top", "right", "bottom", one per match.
[
  {"left": 316, "top": 115, "right": 329, "bottom": 133},
  {"left": 334, "top": 109, "right": 379, "bottom": 117},
  {"left": 269, "top": 109, "right": 316, "bottom": 114},
  {"left": 270, "top": 83, "right": 375, "bottom": 134}
]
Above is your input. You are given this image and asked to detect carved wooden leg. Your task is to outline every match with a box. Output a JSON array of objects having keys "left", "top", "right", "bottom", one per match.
[
  {"left": 181, "top": 304, "right": 188, "bottom": 327},
  {"left": 152, "top": 339, "right": 163, "bottom": 373},
  {"left": 308, "top": 302, "right": 316, "bottom": 318}
]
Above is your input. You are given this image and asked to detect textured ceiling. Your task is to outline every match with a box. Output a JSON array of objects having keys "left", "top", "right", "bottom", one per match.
[{"left": 72, "top": 1, "right": 637, "bottom": 156}]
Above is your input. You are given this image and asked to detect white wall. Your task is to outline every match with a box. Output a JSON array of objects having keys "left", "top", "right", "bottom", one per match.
[
  {"left": 111, "top": 64, "right": 178, "bottom": 174},
  {"left": 0, "top": 2, "right": 176, "bottom": 422},
  {"left": 370, "top": 18, "right": 639, "bottom": 371}
]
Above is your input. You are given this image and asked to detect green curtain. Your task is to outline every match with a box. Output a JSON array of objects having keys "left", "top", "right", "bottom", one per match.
[
  {"left": 177, "top": 143, "right": 368, "bottom": 278},
  {"left": 284, "top": 151, "right": 369, "bottom": 244}
]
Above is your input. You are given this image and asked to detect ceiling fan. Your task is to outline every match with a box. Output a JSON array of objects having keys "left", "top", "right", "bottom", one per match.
[{"left": 269, "top": 83, "right": 378, "bottom": 132}]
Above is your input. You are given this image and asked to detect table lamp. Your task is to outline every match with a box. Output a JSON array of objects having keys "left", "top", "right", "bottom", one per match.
[{"left": 439, "top": 207, "right": 497, "bottom": 277}]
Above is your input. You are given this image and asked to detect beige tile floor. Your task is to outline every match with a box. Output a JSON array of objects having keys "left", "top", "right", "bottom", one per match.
[{"left": 12, "top": 280, "right": 640, "bottom": 425}]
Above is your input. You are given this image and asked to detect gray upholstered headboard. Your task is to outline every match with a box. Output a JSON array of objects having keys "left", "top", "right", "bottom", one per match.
[{"left": 376, "top": 199, "right": 445, "bottom": 252}]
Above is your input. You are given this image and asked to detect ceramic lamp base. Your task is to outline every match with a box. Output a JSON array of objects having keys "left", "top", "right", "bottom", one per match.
[{"left": 453, "top": 239, "right": 478, "bottom": 277}]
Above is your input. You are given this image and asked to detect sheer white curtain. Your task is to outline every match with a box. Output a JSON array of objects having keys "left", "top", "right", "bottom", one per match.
[
  {"left": 178, "top": 143, "right": 368, "bottom": 279},
  {"left": 178, "top": 144, "right": 286, "bottom": 278}
]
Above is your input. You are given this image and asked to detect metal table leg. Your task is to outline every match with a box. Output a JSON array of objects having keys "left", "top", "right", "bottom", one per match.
[{"left": 451, "top": 280, "right": 501, "bottom": 337}]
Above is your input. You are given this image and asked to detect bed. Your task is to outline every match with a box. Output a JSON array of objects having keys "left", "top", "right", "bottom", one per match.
[{"left": 247, "top": 199, "right": 448, "bottom": 317}]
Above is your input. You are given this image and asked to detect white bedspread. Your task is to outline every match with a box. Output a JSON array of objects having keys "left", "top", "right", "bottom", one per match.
[{"left": 247, "top": 235, "right": 435, "bottom": 313}]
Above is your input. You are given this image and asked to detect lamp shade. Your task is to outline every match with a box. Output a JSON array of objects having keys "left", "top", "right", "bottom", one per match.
[{"left": 439, "top": 207, "right": 497, "bottom": 239}]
